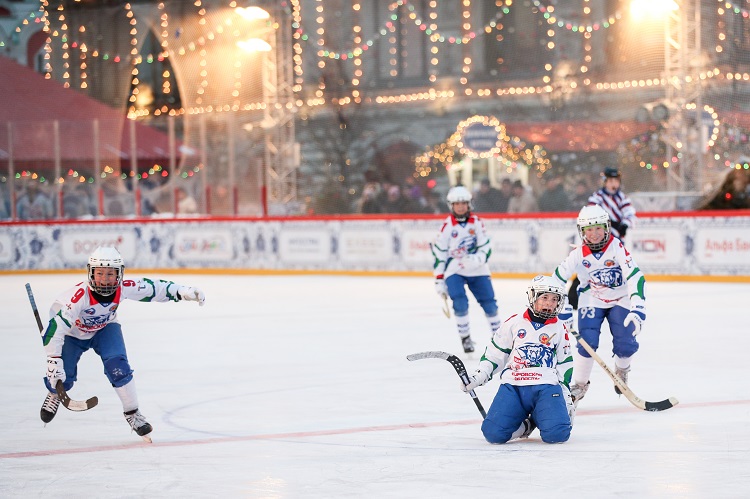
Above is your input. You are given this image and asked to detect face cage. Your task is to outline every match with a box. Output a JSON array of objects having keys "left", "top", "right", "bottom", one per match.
[
  {"left": 88, "top": 265, "right": 123, "bottom": 296},
  {"left": 528, "top": 290, "right": 565, "bottom": 319},
  {"left": 578, "top": 223, "right": 611, "bottom": 252}
]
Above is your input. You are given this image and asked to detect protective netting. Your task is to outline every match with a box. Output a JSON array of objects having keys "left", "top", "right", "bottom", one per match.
[{"left": 2, "top": 0, "right": 750, "bottom": 220}]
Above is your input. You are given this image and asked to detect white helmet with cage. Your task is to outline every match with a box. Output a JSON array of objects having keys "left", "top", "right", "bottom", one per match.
[
  {"left": 87, "top": 246, "right": 124, "bottom": 296},
  {"left": 576, "top": 205, "right": 611, "bottom": 251},
  {"left": 446, "top": 185, "right": 473, "bottom": 220},
  {"left": 526, "top": 275, "right": 566, "bottom": 319}
]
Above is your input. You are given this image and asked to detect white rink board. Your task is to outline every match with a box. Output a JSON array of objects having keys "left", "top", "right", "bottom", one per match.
[{"left": 2, "top": 214, "right": 750, "bottom": 276}]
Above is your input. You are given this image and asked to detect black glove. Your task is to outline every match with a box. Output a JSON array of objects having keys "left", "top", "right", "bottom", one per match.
[{"left": 611, "top": 221, "right": 627, "bottom": 237}]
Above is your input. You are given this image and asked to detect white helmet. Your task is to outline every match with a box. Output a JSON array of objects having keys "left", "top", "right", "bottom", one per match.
[
  {"left": 87, "top": 246, "right": 124, "bottom": 296},
  {"left": 446, "top": 186, "right": 473, "bottom": 220},
  {"left": 526, "top": 275, "right": 566, "bottom": 319},
  {"left": 577, "top": 205, "right": 611, "bottom": 251},
  {"left": 446, "top": 185, "right": 473, "bottom": 205}
]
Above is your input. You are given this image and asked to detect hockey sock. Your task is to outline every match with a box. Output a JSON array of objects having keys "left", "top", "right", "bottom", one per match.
[
  {"left": 487, "top": 314, "right": 502, "bottom": 335},
  {"left": 114, "top": 380, "right": 140, "bottom": 413},
  {"left": 573, "top": 355, "right": 595, "bottom": 385},
  {"left": 456, "top": 314, "right": 470, "bottom": 338},
  {"left": 614, "top": 355, "right": 632, "bottom": 370}
]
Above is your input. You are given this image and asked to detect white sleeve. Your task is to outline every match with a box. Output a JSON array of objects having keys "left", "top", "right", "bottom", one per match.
[
  {"left": 431, "top": 219, "right": 451, "bottom": 278},
  {"left": 472, "top": 216, "right": 492, "bottom": 261},
  {"left": 474, "top": 316, "right": 514, "bottom": 381},
  {"left": 122, "top": 277, "right": 182, "bottom": 303},
  {"left": 553, "top": 250, "right": 578, "bottom": 286}
]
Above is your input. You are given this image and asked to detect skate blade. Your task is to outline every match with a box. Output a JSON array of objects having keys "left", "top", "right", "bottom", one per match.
[{"left": 140, "top": 434, "right": 153, "bottom": 443}]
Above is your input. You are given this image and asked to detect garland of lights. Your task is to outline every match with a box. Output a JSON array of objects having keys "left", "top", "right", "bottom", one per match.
[
  {"left": 531, "top": 0, "right": 623, "bottom": 32},
  {"left": 415, "top": 116, "right": 550, "bottom": 177}
]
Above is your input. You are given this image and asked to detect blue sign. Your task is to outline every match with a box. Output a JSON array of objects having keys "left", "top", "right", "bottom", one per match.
[{"left": 462, "top": 122, "right": 498, "bottom": 153}]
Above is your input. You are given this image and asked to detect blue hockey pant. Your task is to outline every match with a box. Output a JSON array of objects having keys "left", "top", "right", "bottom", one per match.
[
  {"left": 482, "top": 383, "right": 572, "bottom": 444},
  {"left": 576, "top": 304, "right": 639, "bottom": 358},
  {"left": 445, "top": 274, "right": 498, "bottom": 317},
  {"left": 44, "top": 323, "right": 134, "bottom": 393}
]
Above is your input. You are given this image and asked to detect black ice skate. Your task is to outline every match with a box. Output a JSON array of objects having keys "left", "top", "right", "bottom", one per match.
[
  {"left": 460, "top": 335, "right": 475, "bottom": 353},
  {"left": 40, "top": 392, "right": 61, "bottom": 423},
  {"left": 520, "top": 418, "right": 537, "bottom": 438},
  {"left": 124, "top": 409, "right": 153, "bottom": 442}
]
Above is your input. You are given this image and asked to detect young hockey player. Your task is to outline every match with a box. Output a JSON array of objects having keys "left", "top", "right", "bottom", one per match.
[
  {"left": 39, "top": 246, "right": 206, "bottom": 441},
  {"left": 568, "top": 167, "right": 637, "bottom": 309},
  {"left": 461, "top": 275, "right": 574, "bottom": 444},
  {"left": 554, "top": 205, "right": 647, "bottom": 406},
  {"left": 431, "top": 185, "right": 500, "bottom": 353}
]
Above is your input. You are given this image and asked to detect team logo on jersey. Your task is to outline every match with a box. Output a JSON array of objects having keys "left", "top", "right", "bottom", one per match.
[
  {"left": 84, "top": 307, "right": 96, "bottom": 315},
  {"left": 590, "top": 267, "right": 624, "bottom": 288},
  {"left": 468, "top": 228, "right": 475, "bottom": 235},
  {"left": 604, "top": 259, "right": 616, "bottom": 267},
  {"left": 517, "top": 329, "right": 527, "bottom": 339},
  {"left": 451, "top": 230, "right": 458, "bottom": 238},
  {"left": 538, "top": 333, "right": 551, "bottom": 345},
  {"left": 582, "top": 259, "right": 591, "bottom": 268},
  {"left": 514, "top": 344, "right": 555, "bottom": 369},
  {"left": 110, "top": 305, "right": 118, "bottom": 312}
]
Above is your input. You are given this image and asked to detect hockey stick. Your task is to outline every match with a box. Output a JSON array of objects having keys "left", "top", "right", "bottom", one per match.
[
  {"left": 441, "top": 295, "right": 451, "bottom": 318},
  {"left": 407, "top": 351, "right": 486, "bottom": 418},
  {"left": 570, "top": 330, "right": 678, "bottom": 412},
  {"left": 25, "top": 283, "right": 98, "bottom": 412}
]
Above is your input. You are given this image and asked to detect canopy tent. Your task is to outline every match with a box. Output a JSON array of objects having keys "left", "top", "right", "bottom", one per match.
[
  {"left": 0, "top": 56, "right": 188, "bottom": 168},
  {"left": 506, "top": 120, "right": 658, "bottom": 152}
]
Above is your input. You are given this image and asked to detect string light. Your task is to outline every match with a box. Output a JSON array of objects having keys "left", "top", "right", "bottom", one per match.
[
  {"left": 351, "top": 1, "right": 362, "bottom": 102},
  {"left": 415, "top": 115, "right": 550, "bottom": 177},
  {"left": 291, "top": 0, "right": 304, "bottom": 93},
  {"left": 460, "top": 0, "right": 472, "bottom": 89},
  {"left": 58, "top": 2, "right": 71, "bottom": 87}
]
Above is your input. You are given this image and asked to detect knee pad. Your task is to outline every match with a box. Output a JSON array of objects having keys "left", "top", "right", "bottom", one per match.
[
  {"left": 540, "top": 424, "right": 571, "bottom": 444},
  {"left": 481, "top": 421, "right": 513, "bottom": 444},
  {"left": 103, "top": 356, "right": 134, "bottom": 388},
  {"left": 613, "top": 342, "right": 639, "bottom": 359},
  {"left": 576, "top": 344, "right": 592, "bottom": 358},
  {"left": 452, "top": 298, "right": 469, "bottom": 316}
]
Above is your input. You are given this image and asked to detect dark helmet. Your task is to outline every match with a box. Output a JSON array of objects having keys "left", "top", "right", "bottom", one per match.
[{"left": 603, "top": 167, "right": 621, "bottom": 179}]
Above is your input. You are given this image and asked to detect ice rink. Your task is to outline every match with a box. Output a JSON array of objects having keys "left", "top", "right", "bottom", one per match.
[{"left": 1, "top": 272, "right": 749, "bottom": 498}]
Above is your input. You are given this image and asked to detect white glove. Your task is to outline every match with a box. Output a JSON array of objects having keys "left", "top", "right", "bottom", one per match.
[
  {"left": 46, "top": 356, "right": 65, "bottom": 388},
  {"left": 178, "top": 286, "right": 206, "bottom": 306},
  {"left": 562, "top": 384, "right": 575, "bottom": 424},
  {"left": 623, "top": 311, "right": 645, "bottom": 336},
  {"left": 458, "top": 253, "right": 485, "bottom": 271},
  {"left": 434, "top": 279, "right": 448, "bottom": 298},
  {"left": 559, "top": 304, "right": 575, "bottom": 331},
  {"left": 461, "top": 370, "right": 489, "bottom": 392}
]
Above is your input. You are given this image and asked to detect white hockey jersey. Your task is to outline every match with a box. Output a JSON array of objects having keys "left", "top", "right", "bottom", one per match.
[
  {"left": 431, "top": 214, "right": 492, "bottom": 279},
  {"left": 42, "top": 278, "right": 183, "bottom": 356},
  {"left": 553, "top": 236, "right": 646, "bottom": 311},
  {"left": 475, "top": 310, "right": 573, "bottom": 387}
]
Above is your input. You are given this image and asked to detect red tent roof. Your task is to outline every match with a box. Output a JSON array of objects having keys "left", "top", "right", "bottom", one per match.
[
  {"left": 505, "top": 120, "right": 658, "bottom": 152},
  {"left": 0, "top": 56, "right": 185, "bottom": 162}
]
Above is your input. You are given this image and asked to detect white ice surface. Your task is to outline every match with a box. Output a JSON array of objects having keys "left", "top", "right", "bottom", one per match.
[{"left": 1, "top": 274, "right": 749, "bottom": 498}]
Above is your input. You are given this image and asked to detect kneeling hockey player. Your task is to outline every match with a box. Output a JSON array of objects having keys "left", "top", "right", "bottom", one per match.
[{"left": 461, "top": 275, "right": 574, "bottom": 444}]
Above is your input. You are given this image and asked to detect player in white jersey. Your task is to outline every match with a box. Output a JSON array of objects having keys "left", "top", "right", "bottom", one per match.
[
  {"left": 39, "top": 246, "right": 206, "bottom": 440},
  {"left": 461, "top": 275, "right": 574, "bottom": 444},
  {"left": 569, "top": 167, "right": 637, "bottom": 310},
  {"left": 431, "top": 186, "right": 500, "bottom": 354},
  {"left": 553, "top": 205, "right": 646, "bottom": 406}
]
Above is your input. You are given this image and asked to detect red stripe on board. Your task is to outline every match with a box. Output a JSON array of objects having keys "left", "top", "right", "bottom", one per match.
[{"left": 2, "top": 399, "right": 749, "bottom": 459}]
